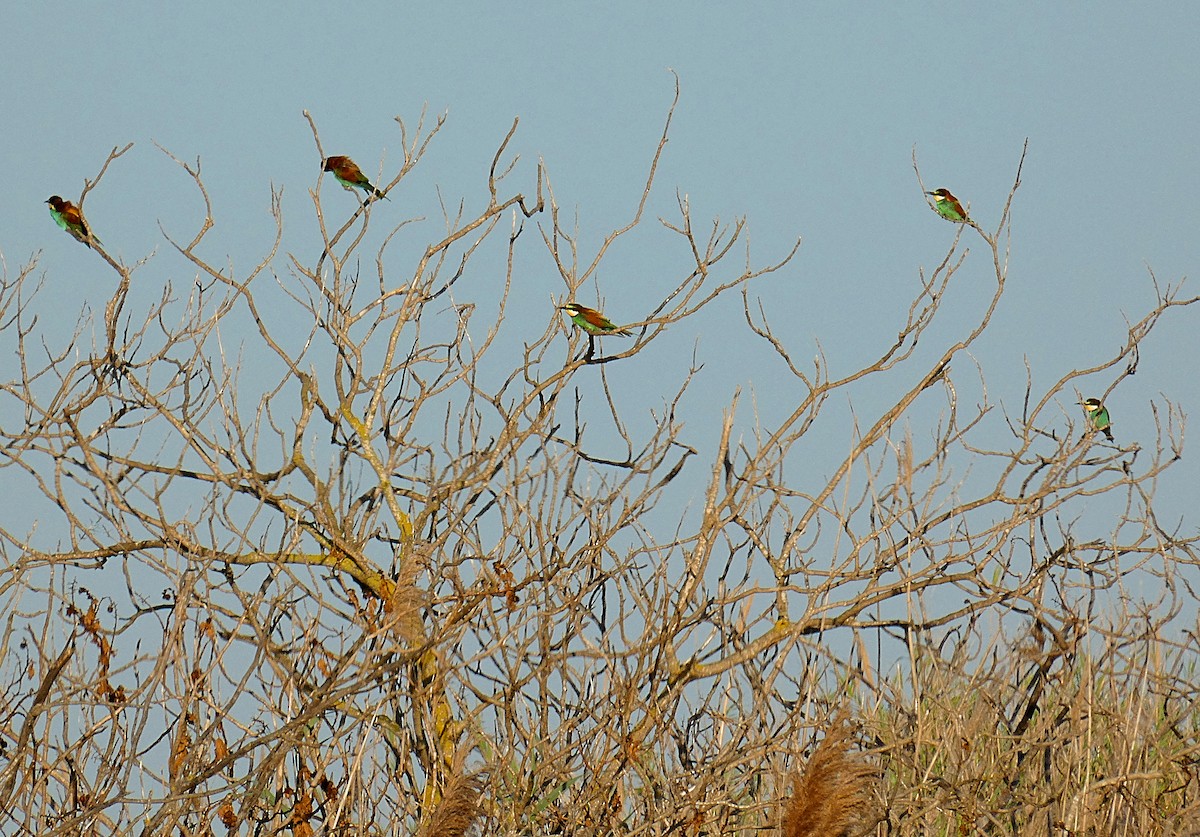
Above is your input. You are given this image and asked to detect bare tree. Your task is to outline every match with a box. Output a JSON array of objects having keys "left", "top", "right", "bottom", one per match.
[{"left": 2, "top": 82, "right": 1198, "bottom": 836}]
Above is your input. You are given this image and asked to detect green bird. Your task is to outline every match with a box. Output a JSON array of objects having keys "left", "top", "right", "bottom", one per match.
[
  {"left": 1079, "top": 397, "right": 1114, "bottom": 442},
  {"left": 559, "top": 303, "right": 633, "bottom": 336},
  {"left": 322, "top": 155, "right": 389, "bottom": 200},
  {"left": 926, "top": 188, "right": 970, "bottom": 224},
  {"left": 46, "top": 195, "right": 99, "bottom": 247}
]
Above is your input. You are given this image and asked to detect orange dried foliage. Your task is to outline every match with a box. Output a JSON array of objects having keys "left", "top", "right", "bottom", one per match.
[{"left": 217, "top": 800, "right": 237, "bottom": 828}]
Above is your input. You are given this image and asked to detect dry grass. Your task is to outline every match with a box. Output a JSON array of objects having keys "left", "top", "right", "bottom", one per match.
[
  {"left": 496, "top": 617, "right": 1200, "bottom": 836},
  {"left": 866, "top": 620, "right": 1200, "bottom": 835},
  {"left": 419, "top": 768, "right": 485, "bottom": 837},
  {"left": 780, "top": 720, "right": 877, "bottom": 837}
]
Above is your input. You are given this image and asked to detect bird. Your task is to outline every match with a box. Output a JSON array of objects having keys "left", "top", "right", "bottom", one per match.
[
  {"left": 46, "top": 195, "right": 98, "bottom": 247},
  {"left": 321, "top": 155, "right": 388, "bottom": 200},
  {"left": 1079, "top": 397, "right": 1115, "bottom": 442},
  {"left": 926, "top": 188, "right": 970, "bottom": 224},
  {"left": 559, "top": 303, "right": 633, "bottom": 337}
]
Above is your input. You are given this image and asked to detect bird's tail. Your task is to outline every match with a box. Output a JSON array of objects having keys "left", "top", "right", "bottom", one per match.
[{"left": 73, "top": 229, "right": 99, "bottom": 249}]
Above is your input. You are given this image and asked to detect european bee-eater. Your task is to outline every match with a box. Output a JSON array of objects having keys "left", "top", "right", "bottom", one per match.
[
  {"left": 927, "top": 188, "right": 970, "bottom": 224},
  {"left": 559, "top": 303, "right": 632, "bottom": 337},
  {"left": 322, "top": 155, "right": 388, "bottom": 200},
  {"left": 46, "top": 195, "right": 98, "bottom": 248},
  {"left": 1079, "top": 397, "right": 1114, "bottom": 442}
]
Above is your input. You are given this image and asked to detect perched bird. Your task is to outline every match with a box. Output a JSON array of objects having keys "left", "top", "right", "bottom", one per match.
[
  {"left": 46, "top": 195, "right": 98, "bottom": 247},
  {"left": 926, "top": 188, "right": 970, "bottom": 224},
  {"left": 559, "top": 303, "right": 633, "bottom": 337},
  {"left": 1079, "top": 397, "right": 1114, "bottom": 442},
  {"left": 321, "top": 155, "right": 388, "bottom": 200}
]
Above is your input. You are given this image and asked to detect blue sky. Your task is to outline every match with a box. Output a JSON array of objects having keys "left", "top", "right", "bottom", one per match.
[{"left": 4, "top": 4, "right": 1199, "bottom": 573}]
